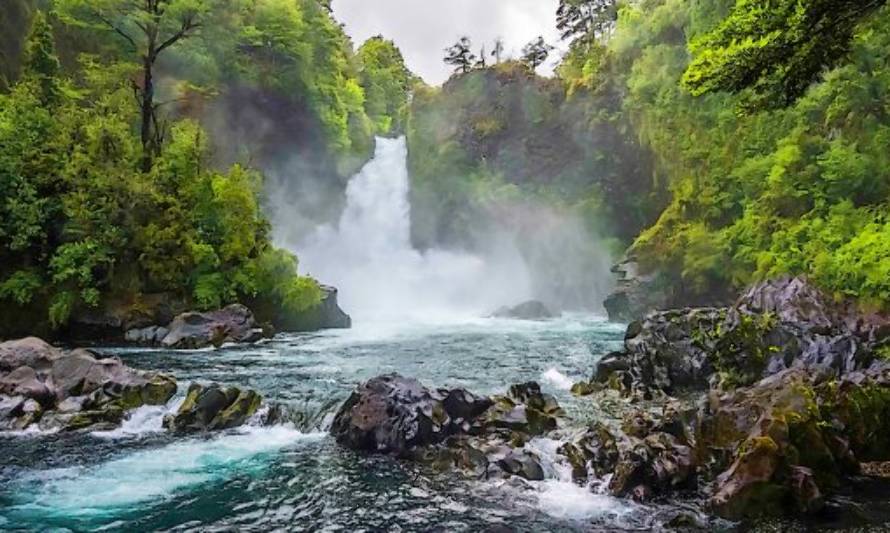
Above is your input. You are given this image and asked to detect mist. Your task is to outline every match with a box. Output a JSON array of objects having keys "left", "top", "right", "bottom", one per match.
[{"left": 271, "top": 136, "right": 615, "bottom": 322}]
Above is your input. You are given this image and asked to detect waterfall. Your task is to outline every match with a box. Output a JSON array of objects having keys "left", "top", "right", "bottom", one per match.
[{"left": 291, "top": 137, "right": 532, "bottom": 322}]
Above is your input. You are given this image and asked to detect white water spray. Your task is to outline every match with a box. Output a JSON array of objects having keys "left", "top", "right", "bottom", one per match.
[{"left": 291, "top": 137, "right": 532, "bottom": 322}]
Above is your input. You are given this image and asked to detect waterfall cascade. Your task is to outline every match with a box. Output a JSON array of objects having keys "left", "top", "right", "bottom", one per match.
[{"left": 293, "top": 137, "right": 532, "bottom": 322}]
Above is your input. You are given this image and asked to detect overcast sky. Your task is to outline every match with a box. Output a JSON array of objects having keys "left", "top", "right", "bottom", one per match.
[{"left": 331, "top": 0, "right": 564, "bottom": 86}]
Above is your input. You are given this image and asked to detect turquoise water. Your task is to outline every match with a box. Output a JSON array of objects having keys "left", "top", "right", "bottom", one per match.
[{"left": 0, "top": 315, "right": 673, "bottom": 532}]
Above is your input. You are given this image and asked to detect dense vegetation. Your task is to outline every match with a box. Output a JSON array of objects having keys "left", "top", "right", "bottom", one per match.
[
  {"left": 357, "top": 36, "right": 415, "bottom": 136},
  {"left": 0, "top": 1, "right": 412, "bottom": 338},
  {"left": 594, "top": 0, "right": 890, "bottom": 307},
  {"left": 406, "top": 61, "right": 663, "bottom": 251},
  {"left": 409, "top": 0, "right": 890, "bottom": 310}
]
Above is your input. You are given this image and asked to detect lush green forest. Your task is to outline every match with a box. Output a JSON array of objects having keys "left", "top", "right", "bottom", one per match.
[
  {"left": 0, "top": 0, "right": 413, "bottom": 338},
  {"left": 409, "top": 0, "right": 890, "bottom": 310},
  {"left": 2, "top": 0, "right": 890, "bottom": 339}
]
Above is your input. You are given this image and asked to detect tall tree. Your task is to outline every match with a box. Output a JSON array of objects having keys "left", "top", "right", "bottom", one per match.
[
  {"left": 56, "top": 0, "right": 211, "bottom": 172},
  {"left": 491, "top": 37, "right": 505, "bottom": 64},
  {"left": 521, "top": 36, "right": 553, "bottom": 72},
  {"left": 556, "top": 0, "right": 617, "bottom": 45},
  {"left": 22, "top": 11, "right": 60, "bottom": 106},
  {"left": 683, "top": 0, "right": 887, "bottom": 110},
  {"left": 475, "top": 45, "right": 487, "bottom": 69},
  {"left": 444, "top": 37, "right": 476, "bottom": 75}
]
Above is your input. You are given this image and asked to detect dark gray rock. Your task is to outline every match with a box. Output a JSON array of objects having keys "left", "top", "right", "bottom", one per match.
[
  {"left": 330, "top": 374, "right": 454, "bottom": 455},
  {"left": 589, "top": 277, "right": 889, "bottom": 395},
  {"left": 497, "top": 450, "right": 545, "bottom": 481},
  {"left": 491, "top": 300, "right": 556, "bottom": 320},
  {"left": 161, "top": 304, "right": 264, "bottom": 349}
]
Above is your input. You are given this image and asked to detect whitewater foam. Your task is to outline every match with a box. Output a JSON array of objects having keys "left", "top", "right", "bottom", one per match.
[
  {"left": 8, "top": 426, "right": 323, "bottom": 517},
  {"left": 541, "top": 368, "right": 575, "bottom": 391}
]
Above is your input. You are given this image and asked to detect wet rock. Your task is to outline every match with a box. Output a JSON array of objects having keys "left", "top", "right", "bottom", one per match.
[
  {"left": 331, "top": 374, "right": 569, "bottom": 485},
  {"left": 482, "top": 382, "right": 562, "bottom": 436},
  {"left": 497, "top": 450, "right": 545, "bottom": 481},
  {"left": 39, "top": 405, "right": 126, "bottom": 432},
  {"left": 50, "top": 350, "right": 176, "bottom": 408},
  {"left": 124, "top": 325, "right": 170, "bottom": 346},
  {"left": 164, "top": 383, "right": 262, "bottom": 433},
  {"left": 161, "top": 304, "right": 265, "bottom": 349},
  {"left": 491, "top": 300, "right": 556, "bottom": 320},
  {"left": 0, "top": 338, "right": 176, "bottom": 433},
  {"left": 0, "top": 337, "right": 62, "bottom": 373},
  {"left": 589, "top": 277, "right": 889, "bottom": 395},
  {"left": 788, "top": 466, "right": 824, "bottom": 515},
  {"left": 0, "top": 366, "right": 54, "bottom": 406},
  {"left": 603, "top": 256, "right": 672, "bottom": 323},
  {"left": 558, "top": 422, "right": 620, "bottom": 481},
  {"left": 708, "top": 436, "right": 785, "bottom": 520}
]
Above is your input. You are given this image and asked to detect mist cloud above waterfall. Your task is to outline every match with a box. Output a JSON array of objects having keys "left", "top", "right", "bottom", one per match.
[{"left": 331, "top": 0, "right": 563, "bottom": 85}]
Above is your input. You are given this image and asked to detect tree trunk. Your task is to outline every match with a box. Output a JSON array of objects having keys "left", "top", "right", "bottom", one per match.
[{"left": 140, "top": 55, "right": 154, "bottom": 173}]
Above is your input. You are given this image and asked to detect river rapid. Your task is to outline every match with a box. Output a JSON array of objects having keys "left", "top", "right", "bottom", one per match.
[{"left": 0, "top": 317, "right": 656, "bottom": 531}]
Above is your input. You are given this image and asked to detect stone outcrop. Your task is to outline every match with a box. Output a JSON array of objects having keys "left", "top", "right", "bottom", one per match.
[
  {"left": 331, "top": 374, "right": 565, "bottom": 481},
  {"left": 0, "top": 338, "right": 176, "bottom": 432},
  {"left": 302, "top": 285, "right": 352, "bottom": 330},
  {"left": 159, "top": 304, "right": 265, "bottom": 349},
  {"left": 567, "top": 277, "right": 890, "bottom": 520},
  {"left": 603, "top": 255, "right": 672, "bottom": 323},
  {"left": 164, "top": 383, "right": 262, "bottom": 433},
  {"left": 587, "top": 277, "right": 890, "bottom": 395},
  {"left": 123, "top": 287, "right": 352, "bottom": 348},
  {"left": 490, "top": 301, "right": 557, "bottom": 320}
]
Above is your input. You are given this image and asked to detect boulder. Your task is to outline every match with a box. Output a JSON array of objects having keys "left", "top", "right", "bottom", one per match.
[
  {"left": 0, "top": 366, "right": 55, "bottom": 406},
  {"left": 497, "top": 450, "right": 545, "bottom": 481},
  {"left": 482, "top": 382, "right": 563, "bottom": 436},
  {"left": 124, "top": 325, "right": 170, "bottom": 345},
  {"left": 0, "top": 338, "right": 176, "bottom": 433},
  {"left": 693, "top": 365, "right": 890, "bottom": 519},
  {"left": 49, "top": 349, "right": 176, "bottom": 408},
  {"left": 161, "top": 304, "right": 265, "bottom": 349},
  {"left": 163, "top": 383, "right": 262, "bottom": 433},
  {"left": 603, "top": 256, "right": 672, "bottom": 323},
  {"left": 330, "top": 374, "right": 458, "bottom": 455},
  {"left": 587, "top": 277, "right": 888, "bottom": 395},
  {"left": 330, "top": 374, "right": 568, "bottom": 485},
  {"left": 0, "top": 337, "right": 62, "bottom": 373},
  {"left": 491, "top": 301, "right": 556, "bottom": 320}
]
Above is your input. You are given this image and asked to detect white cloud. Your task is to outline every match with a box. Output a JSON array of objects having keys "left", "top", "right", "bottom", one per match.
[{"left": 331, "top": 0, "right": 563, "bottom": 85}]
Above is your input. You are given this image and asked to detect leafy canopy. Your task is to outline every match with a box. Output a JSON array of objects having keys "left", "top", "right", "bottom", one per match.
[{"left": 682, "top": 0, "right": 887, "bottom": 110}]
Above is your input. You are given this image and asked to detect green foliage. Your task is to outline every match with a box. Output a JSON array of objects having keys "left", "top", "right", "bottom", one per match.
[
  {"left": 682, "top": 0, "right": 887, "bottom": 110},
  {"left": 0, "top": 24, "right": 323, "bottom": 334},
  {"left": 597, "top": 0, "right": 890, "bottom": 308},
  {"left": 406, "top": 62, "right": 664, "bottom": 249},
  {"left": 357, "top": 36, "right": 414, "bottom": 136}
]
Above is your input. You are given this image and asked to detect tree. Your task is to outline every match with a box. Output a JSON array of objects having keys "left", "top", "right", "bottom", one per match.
[
  {"left": 475, "top": 45, "right": 487, "bottom": 69},
  {"left": 56, "top": 0, "right": 211, "bottom": 172},
  {"left": 22, "top": 11, "right": 60, "bottom": 106},
  {"left": 491, "top": 37, "right": 505, "bottom": 64},
  {"left": 556, "top": 0, "right": 617, "bottom": 46},
  {"left": 521, "top": 36, "right": 553, "bottom": 72},
  {"left": 682, "top": 0, "right": 887, "bottom": 110},
  {"left": 444, "top": 37, "right": 476, "bottom": 75},
  {"left": 358, "top": 36, "right": 414, "bottom": 135}
]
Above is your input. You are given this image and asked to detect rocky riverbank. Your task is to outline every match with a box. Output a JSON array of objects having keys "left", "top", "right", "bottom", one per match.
[
  {"left": 332, "top": 277, "right": 890, "bottom": 526},
  {"left": 0, "top": 337, "right": 266, "bottom": 433},
  {"left": 574, "top": 277, "right": 890, "bottom": 520}
]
